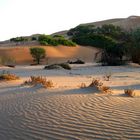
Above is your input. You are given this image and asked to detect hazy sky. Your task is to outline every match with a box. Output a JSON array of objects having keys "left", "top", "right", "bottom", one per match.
[{"left": 0, "top": 0, "right": 140, "bottom": 41}]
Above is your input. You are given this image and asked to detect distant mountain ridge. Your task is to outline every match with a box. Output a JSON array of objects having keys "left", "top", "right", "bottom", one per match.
[
  {"left": 1, "top": 16, "right": 140, "bottom": 43},
  {"left": 80, "top": 16, "right": 140, "bottom": 29},
  {"left": 53, "top": 16, "right": 140, "bottom": 37}
]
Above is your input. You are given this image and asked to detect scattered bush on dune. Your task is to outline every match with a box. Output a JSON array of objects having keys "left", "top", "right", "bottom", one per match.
[
  {"left": 44, "top": 64, "right": 62, "bottom": 70},
  {"left": 38, "top": 34, "right": 76, "bottom": 46},
  {"left": 59, "top": 63, "right": 71, "bottom": 70},
  {"left": 44, "top": 63, "right": 71, "bottom": 70},
  {"left": 89, "top": 79, "right": 103, "bottom": 87},
  {"left": 24, "top": 76, "right": 53, "bottom": 88},
  {"left": 99, "top": 86, "right": 112, "bottom": 94},
  {"left": 128, "top": 28, "right": 140, "bottom": 64},
  {"left": 67, "top": 59, "right": 85, "bottom": 64},
  {"left": 124, "top": 89, "right": 135, "bottom": 97},
  {"left": 0, "top": 70, "right": 19, "bottom": 81},
  {"left": 68, "top": 24, "right": 129, "bottom": 66},
  {"left": 30, "top": 47, "right": 46, "bottom": 65},
  {"left": 10, "top": 37, "right": 28, "bottom": 43},
  {"left": 81, "top": 78, "right": 112, "bottom": 94},
  {"left": 80, "top": 83, "right": 86, "bottom": 88},
  {"left": 0, "top": 56, "right": 16, "bottom": 66}
]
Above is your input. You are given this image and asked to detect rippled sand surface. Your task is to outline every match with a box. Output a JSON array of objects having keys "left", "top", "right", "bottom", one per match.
[{"left": 0, "top": 64, "right": 140, "bottom": 140}]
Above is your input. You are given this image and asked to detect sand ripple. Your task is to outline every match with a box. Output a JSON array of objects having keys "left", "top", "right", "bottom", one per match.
[{"left": 0, "top": 86, "right": 140, "bottom": 140}]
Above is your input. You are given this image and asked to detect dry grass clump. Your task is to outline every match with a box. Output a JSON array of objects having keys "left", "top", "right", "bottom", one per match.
[
  {"left": 89, "top": 79, "right": 103, "bottom": 87},
  {"left": 124, "top": 89, "right": 135, "bottom": 97},
  {"left": 99, "top": 86, "right": 112, "bottom": 93},
  {"left": 24, "top": 76, "right": 53, "bottom": 88},
  {"left": 87, "top": 78, "right": 112, "bottom": 94},
  {"left": 0, "top": 70, "right": 19, "bottom": 81},
  {"left": 80, "top": 83, "right": 86, "bottom": 88}
]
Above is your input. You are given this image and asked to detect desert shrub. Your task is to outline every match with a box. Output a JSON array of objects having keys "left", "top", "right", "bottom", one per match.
[
  {"left": 31, "top": 37, "right": 37, "bottom": 41},
  {"left": 131, "top": 47, "right": 140, "bottom": 64},
  {"left": 38, "top": 35, "right": 58, "bottom": 46},
  {"left": 73, "top": 34, "right": 127, "bottom": 66},
  {"left": 89, "top": 79, "right": 103, "bottom": 87},
  {"left": 99, "top": 86, "right": 112, "bottom": 93},
  {"left": 44, "top": 64, "right": 62, "bottom": 70},
  {"left": 59, "top": 63, "right": 71, "bottom": 70},
  {"left": 40, "top": 41, "right": 49, "bottom": 45},
  {"left": 30, "top": 47, "right": 46, "bottom": 64},
  {"left": 80, "top": 83, "right": 86, "bottom": 88},
  {"left": 67, "top": 59, "right": 85, "bottom": 64},
  {"left": 69, "top": 24, "right": 126, "bottom": 44},
  {"left": 72, "top": 34, "right": 114, "bottom": 48},
  {"left": 96, "top": 24, "right": 125, "bottom": 40},
  {"left": 0, "top": 56, "right": 16, "bottom": 66},
  {"left": 100, "top": 42, "right": 127, "bottom": 66},
  {"left": 124, "top": 89, "right": 135, "bottom": 97},
  {"left": 24, "top": 76, "right": 53, "bottom": 88},
  {"left": 127, "top": 28, "right": 140, "bottom": 64},
  {"left": 10, "top": 37, "right": 28, "bottom": 42},
  {"left": 56, "top": 38, "right": 76, "bottom": 46},
  {"left": 44, "top": 63, "right": 71, "bottom": 70},
  {"left": 80, "top": 79, "right": 102, "bottom": 91},
  {"left": 0, "top": 71, "right": 19, "bottom": 81},
  {"left": 38, "top": 34, "right": 76, "bottom": 46},
  {"left": 68, "top": 24, "right": 129, "bottom": 66},
  {"left": 87, "top": 79, "right": 112, "bottom": 93}
]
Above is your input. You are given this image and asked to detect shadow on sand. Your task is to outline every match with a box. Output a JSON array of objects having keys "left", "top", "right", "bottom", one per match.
[{"left": 111, "top": 84, "right": 140, "bottom": 90}]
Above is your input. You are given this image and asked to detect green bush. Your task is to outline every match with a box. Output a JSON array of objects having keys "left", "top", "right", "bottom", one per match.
[
  {"left": 31, "top": 37, "right": 37, "bottom": 41},
  {"left": 38, "top": 35, "right": 76, "bottom": 46},
  {"left": 10, "top": 37, "right": 28, "bottom": 42},
  {"left": 30, "top": 47, "right": 46, "bottom": 64},
  {"left": 57, "top": 38, "right": 76, "bottom": 46},
  {"left": 127, "top": 28, "right": 140, "bottom": 64},
  {"left": 68, "top": 24, "right": 128, "bottom": 66}
]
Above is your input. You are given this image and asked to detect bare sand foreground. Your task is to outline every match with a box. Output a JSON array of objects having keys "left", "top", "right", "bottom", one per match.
[{"left": 0, "top": 63, "right": 140, "bottom": 140}]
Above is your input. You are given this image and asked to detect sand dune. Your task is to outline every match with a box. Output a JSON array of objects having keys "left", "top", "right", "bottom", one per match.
[
  {"left": 0, "top": 46, "right": 99, "bottom": 65},
  {"left": 0, "top": 64, "right": 140, "bottom": 139}
]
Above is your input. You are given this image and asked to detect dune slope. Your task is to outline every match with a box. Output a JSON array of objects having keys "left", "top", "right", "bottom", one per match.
[{"left": 0, "top": 46, "right": 99, "bottom": 64}]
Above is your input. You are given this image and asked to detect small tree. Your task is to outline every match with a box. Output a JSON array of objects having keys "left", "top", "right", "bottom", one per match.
[{"left": 30, "top": 47, "right": 46, "bottom": 64}]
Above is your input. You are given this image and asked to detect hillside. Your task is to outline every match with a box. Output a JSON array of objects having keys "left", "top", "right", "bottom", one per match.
[
  {"left": 1, "top": 16, "right": 140, "bottom": 45},
  {"left": 53, "top": 16, "right": 140, "bottom": 37},
  {"left": 1, "top": 16, "right": 140, "bottom": 65},
  {"left": 80, "top": 16, "right": 140, "bottom": 30}
]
